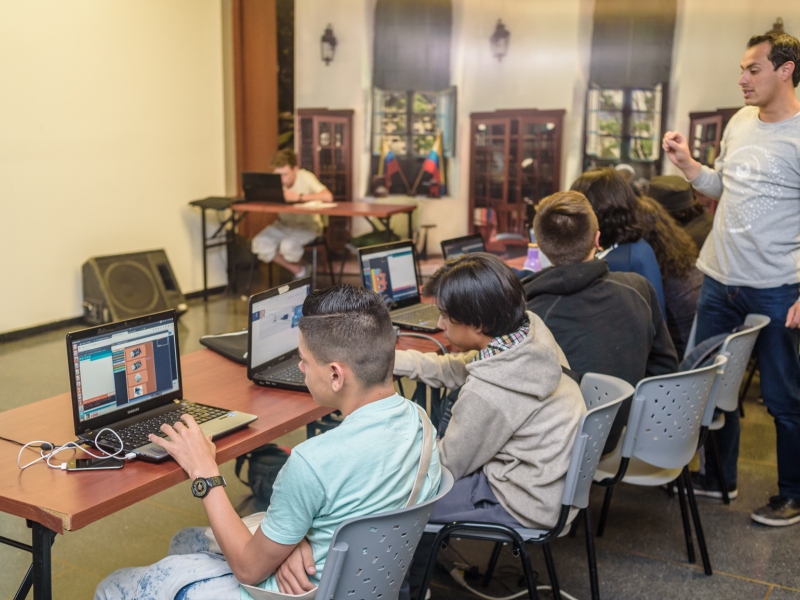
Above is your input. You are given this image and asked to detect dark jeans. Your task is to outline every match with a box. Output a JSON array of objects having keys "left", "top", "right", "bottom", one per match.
[
  {"left": 695, "top": 276, "right": 800, "bottom": 500},
  {"left": 399, "top": 472, "right": 523, "bottom": 600}
]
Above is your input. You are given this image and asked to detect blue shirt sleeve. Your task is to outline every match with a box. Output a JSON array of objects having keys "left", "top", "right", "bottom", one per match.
[{"left": 260, "top": 452, "right": 326, "bottom": 546}]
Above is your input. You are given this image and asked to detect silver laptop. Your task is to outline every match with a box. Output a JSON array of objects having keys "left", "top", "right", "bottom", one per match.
[
  {"left": 247, "top": 278, "right": 311, "bottom": 392},
  {"left": 67, "top": 311, "right": 258, "bottom": 462},
  {"left": 358, "top": 240, "right": 441, "bottom": 332},
  {"left": 440, "top": 233, "right": 486, "bottom": 260}
]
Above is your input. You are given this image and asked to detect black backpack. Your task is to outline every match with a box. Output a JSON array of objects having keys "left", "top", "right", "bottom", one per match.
[{"left": 235, "top": 444, "right": 290, "bottom": 511}]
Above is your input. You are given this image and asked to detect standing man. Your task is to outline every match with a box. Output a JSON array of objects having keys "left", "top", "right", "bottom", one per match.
[
  {"left": 251, "top": 149, "right": 334, "bottom": 279},
  {"left": 662, "top": 31, "right": 800, "bottom": 526}
]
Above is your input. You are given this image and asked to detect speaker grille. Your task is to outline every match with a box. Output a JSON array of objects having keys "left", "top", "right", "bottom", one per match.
[{"left": 104, "top": 261, "right": 161, "bottom": 314}]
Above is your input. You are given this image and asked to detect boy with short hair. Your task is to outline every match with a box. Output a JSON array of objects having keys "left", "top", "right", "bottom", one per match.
[
  {"left": 251, "top": 148, "right": 334, "bottom": 279},
  {"left": 95, "top": 285, "right": 440, "bottom": 600}
]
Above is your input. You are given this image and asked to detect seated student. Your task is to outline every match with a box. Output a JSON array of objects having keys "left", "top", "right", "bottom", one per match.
[
  {"left": 251, "top": 149, "right": 334, "bottom": 280},
  {"left": 571, "top": 167, "right": 667, "bottom": 319},
  {"left": 392, "top": 254, "right": 586, "bottom": 599},
  {"left": 648, "top": 175, "right": 713, "bottom": 252},
  {"left": 524, "top": 191, "right": 678, "bottom": 453},
  {"left": 95, "top": 285, "right": 441, "bottom": 600},
  {"left": 638, "top": 195, "right": 704, "bottom": 358}
]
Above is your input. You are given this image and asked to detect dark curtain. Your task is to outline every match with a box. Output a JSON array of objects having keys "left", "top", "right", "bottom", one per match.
[
  {"left": 373, "top": 0, "right": 452, "bottom": 91},
  {"left": 590, "top": 0, "right": 677, "bottom": 88}
]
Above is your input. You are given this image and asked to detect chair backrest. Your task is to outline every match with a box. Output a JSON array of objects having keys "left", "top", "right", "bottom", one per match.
[
  {"left": 563, "top": 374, "right": 635, "bottom": 509},
  {"left": 714, "top": 314, "right": 769, "bottom": 412},
  {"left": 314, "top": 467, "right": 455, "bottom": 600},
  {"left": 621, "top": 356, "right": 728, "bottom": 469}
]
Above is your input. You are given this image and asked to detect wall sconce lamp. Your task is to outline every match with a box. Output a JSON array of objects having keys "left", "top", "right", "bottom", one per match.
[
  {"left": 768, "top": 17, "right": 784, "bottom": 34},
  {"left": 321, "top": 24, "right": 337, "bottom": 66},
  {"left": 490, "top": 19, "right": 510, "bottom": 62}
]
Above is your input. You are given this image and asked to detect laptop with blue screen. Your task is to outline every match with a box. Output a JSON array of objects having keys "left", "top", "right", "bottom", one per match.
[
  {"left": 66, "top": 310, "right": 257, "bottom": 462},
  {"left": 357, "top": 240, "right": 440, "bottom": 332}
]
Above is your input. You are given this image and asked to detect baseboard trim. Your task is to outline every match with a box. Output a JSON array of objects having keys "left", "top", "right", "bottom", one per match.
[{"left": 1, "top": 286, "right": 230, "bottom": 343}]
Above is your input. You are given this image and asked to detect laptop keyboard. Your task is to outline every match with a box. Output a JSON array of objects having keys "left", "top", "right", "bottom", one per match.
[
  {"left": 95, "top": 404, "right": 228, "bottom": 450},
  {"left": 400, "top": 304, "right": 440, "bottom": 323},
  {"left": 269, "top": 363, "right": 306, "bottom": 384}
]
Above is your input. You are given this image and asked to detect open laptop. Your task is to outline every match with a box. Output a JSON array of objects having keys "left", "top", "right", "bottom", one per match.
[
  {"left": 247, "top": 278, "right": 311, "bottom": 391},
  {"left": 440, "top": 233, "right": 486, "bottom": 260},
  {"left": 358, "top": 240, "right": 441, "bottom": 332},
  {"left": 241, "top": 172, "right": 285, "bottom": 203},
  {"left": 67, "top": 311, "right": 258, "bottom": 462}
]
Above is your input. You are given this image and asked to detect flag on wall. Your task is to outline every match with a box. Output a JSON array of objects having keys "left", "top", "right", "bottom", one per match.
[
  {"left": 415, "top": 130, "right": 446, "bottom": 196},
  {"left": 378, "top": 137, "right": 402, "bottom": 182}
]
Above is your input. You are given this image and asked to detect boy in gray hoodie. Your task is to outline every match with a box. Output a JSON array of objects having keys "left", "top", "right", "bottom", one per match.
[{"left": 395, "top": 253, "right": 586, "bottom": 599}]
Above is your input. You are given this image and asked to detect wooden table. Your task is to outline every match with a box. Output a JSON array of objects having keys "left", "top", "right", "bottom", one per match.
[
  {"left": 231, "top": 200, "right": 417, "bottom": 242},
  {"left": 0, "top": 334, "right": 447, "bottom": 600}
]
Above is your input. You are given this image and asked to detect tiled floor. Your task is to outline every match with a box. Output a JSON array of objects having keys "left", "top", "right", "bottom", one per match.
[{"left": 1, "top": 290, "right": 798, "bottom": 600}]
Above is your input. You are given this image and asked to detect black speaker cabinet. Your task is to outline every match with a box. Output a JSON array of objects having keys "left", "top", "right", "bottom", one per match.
[{"left": 82, "top": 250, "right": 187, "bottom": 325}]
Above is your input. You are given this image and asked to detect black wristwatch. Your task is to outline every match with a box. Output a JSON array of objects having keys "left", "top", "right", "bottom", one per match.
[{"left": 191, "top": 475, "right": 226, "bottom": 498}]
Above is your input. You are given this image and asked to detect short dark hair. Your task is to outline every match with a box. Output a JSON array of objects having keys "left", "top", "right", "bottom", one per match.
[
  {"left": 570, "top": 168, "right": 642, "bottom": 248},
  {"left": 534, "top": 191, "right": 599, "bottom": 266},
  {"left": 748, "top": 31, "right": 800, "bottom": 87},
  {"left": 270, "top": 148, "right": 298, "bottom": 168},
  {"left": 422, "top": 253, "right": 526, "bottom": 338},
  {"left": 299, "top": 285, "right": 395, "bottom": 388}
]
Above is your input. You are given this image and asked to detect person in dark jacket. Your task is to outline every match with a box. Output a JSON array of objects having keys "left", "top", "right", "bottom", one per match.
[
  {"left": 638, "top": 195, "right": 705, "bottom": 358},
  {"left": 524, "top": 191, "right": 678, "bottom": 453},
  {"left": 648, "top": 175, "right": 713, "bottom": 251},
  {"left": 571, "top": 168, "right": 667, "bottom": 319}
]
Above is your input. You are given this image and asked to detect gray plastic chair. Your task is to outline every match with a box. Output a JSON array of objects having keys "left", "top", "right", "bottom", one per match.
[
  {"left": 593, "top": 355, "right": 727, "bottom": 576},
  {"left": 418, "top": 373, "right": 634, "bottom": 600},
  {"left": 702, "top": 314, "right": 769, "bottom": 503},
  {"left": 242, "top": 467, "right": 454, "bottom": 600}
]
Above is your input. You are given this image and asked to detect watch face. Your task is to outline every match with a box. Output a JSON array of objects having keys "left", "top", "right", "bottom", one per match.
[{"left": 192, "top": 479, "right": 208, "bottom": 498}]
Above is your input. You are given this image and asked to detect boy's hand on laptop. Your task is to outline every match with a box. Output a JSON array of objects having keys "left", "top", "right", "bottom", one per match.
[
  {"left": 149, "top": 415, "right": 219, "bottom": 480},
  {"left": 275, "top": 538, "right": 316, "bottom": 594}
]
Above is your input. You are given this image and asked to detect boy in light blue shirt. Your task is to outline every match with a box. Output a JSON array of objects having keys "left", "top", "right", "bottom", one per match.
[{"left": 95, "top": 286, "right": 440, "bottom": 600}]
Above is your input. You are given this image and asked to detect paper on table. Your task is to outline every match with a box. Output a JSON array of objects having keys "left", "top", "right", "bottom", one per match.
[{"left": 294, "top": 201, "right": 337, "bottom": 209}]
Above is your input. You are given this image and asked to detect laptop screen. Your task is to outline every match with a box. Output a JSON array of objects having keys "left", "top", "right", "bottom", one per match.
[
  {"left": 70, "top": 316, "right": 180, "bottom": 423},
  {"left": 359, "top": 244, "right": 420, "bottom": 305},
  {"left": 441, "top": 234, "right": 486, "bottom": 260},
  {"left": 250, "top": 282, "right": 310, "bottom": 371}
]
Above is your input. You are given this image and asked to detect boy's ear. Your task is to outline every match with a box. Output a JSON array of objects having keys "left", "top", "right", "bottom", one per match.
[{"left": 329, "top": 361, "right": 346, "bottom": 392}]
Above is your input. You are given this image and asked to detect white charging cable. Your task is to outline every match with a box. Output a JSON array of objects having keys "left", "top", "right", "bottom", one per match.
[{"left": 17, "top": 429, "right": 133, "bottom": 470}]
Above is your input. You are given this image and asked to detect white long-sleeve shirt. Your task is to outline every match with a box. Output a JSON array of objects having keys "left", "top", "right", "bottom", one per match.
[{"left": 691, "top": 106, "right": 800, "bottom": 288}]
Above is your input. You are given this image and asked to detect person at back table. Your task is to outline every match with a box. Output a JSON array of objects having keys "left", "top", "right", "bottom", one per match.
[
  {"left": 571, "top": 167, "right": 667, "bottom": 319},
  {"left": 95, "top": 285, "right": 440, "bottom": 600},
  {"left": 251, "top": 149, "right": 334, "bottom": 280},
  {"left": 524, "top": 191, "right": 678, "bottom": 454}
]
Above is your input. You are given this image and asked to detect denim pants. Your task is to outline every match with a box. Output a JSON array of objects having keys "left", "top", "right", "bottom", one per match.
[{"left": 695, "top": 276, "right": 800, "bottom": 500}]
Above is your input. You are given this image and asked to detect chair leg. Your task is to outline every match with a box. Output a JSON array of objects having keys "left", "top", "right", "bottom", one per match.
[
  {"left": 515, "top": 542, "right": 540, "bottom": 600},
  {"left": 596, "top": 486, "right": 614, "bottom": 537},
  {"left": 482, "top": 542, "right": 503, "bottom": 587},
  {"left": 583, "top": 507, "right": 601, "bottom": 600},
  {"left": 675, "top": 472, "right": 696, "bottom": 564},
  {"left": 683, "top": 466, "right": 713, "bottom": 575},
  {"left": 542, "top": 543, "right": 561, "bottom": 600},
  {"left": 417, "top": 532, "right": 447, "bottom": 600},
  {"left": 311, "top": 245, "right": 318, "bottom": 290},
  {"left": 245, "top": 255, "right": 259, "bottom": 297},
  {"left": 709, "top": 431, "right": 731, "bottom": 505},
  {"left": 567, "top": 509, "right": 583, "bottom": 538}
]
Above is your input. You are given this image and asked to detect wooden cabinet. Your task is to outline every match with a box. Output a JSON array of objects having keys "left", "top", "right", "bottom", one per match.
[
  {"left": 469, "top": 109, "right": 564, "bottom": 237},
  {"left": 688, "top": 107, "right": 739, "bottom": 213},
  {"left": 296, "top": 108, "right": 354, "bottom": 201},
  {"left": 296, "top": 109, "right": 354, "bottom": 251}
]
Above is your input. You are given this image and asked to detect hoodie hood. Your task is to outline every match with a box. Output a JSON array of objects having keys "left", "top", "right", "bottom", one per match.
[
  {"left": 524, "top": 260, "right": 609, "bottom": 298},
  {"left": 465, "top": 311, "right": 566, "bottom": 400}
]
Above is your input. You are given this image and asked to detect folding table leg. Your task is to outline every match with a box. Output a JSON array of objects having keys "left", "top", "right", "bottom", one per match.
[{"left": 32, "top": 522, "right": 57, "bottom": 600}]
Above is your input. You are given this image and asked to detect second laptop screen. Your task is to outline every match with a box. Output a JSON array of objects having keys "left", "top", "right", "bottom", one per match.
[
  {"left": 250, "top": 284, "right": 310, "bottom": 369},
  {"left": 361, "top": 247, "right": 418, "bottom": 305}
]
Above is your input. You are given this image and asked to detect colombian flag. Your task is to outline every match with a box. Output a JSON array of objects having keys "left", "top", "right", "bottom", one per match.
[
  {"left": 378, "top": 137, "right": 401, "bottom": 182},
  {"left": 421, "top": 130, "right": 446, "bottom": 195}
]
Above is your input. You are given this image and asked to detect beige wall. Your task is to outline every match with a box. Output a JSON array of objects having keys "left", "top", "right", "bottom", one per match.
[
  {"left": 666, "top": 0, "right": 797, "bottom": 175},
  {"left": 0, "top": 0, "right": 228, "bottom": 334}
]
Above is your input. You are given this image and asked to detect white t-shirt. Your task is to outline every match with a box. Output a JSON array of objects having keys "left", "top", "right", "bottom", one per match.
[{"left": 277, "top": 169, "right": 328, "bottom": 232}]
